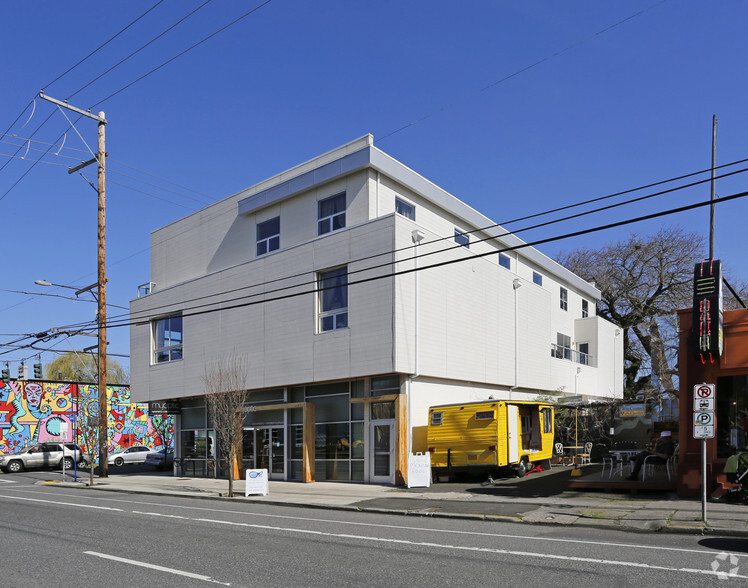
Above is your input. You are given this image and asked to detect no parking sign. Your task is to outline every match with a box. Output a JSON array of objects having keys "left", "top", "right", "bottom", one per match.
[{"left": 693, "top": 384, "right": 715, "bottom": 439}]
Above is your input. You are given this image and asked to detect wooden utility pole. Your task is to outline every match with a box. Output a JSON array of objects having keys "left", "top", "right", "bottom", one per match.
[
  {"left": 709, "top": 115, "right": 718, "bottom": 259},
  {"left": 38, "top": 92, "right": 109, "bottom": 477},
  {"left": 97, "top": 112, "right": 108, "bottom": 477}
]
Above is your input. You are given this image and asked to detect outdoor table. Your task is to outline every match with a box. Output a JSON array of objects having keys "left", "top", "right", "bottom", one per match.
[
  {"left": 564, "top": 445, "right": 584, "bottom": 465},
  {"left": 609, "top": 450, "right": 639, "bottom": 478}
]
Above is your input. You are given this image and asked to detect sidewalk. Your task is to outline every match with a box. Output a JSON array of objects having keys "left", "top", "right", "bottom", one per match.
[{"left": 51, "top": 465, "right": 748, "bottom": 537}]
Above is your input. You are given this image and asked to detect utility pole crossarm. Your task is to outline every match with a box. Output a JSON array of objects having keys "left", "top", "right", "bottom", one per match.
[{"left": 39, "top": 92, "right": 107, "bottom": 124}]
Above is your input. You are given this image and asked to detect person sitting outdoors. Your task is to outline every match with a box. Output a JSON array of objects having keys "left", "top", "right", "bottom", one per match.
[{"left": 626, "top": 431, "right": 675, "bottom": 481}]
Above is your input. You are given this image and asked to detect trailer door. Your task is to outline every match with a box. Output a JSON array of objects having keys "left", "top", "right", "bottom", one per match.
[{"left": 507, "top": 404, "right": 519, "bottom": 463}]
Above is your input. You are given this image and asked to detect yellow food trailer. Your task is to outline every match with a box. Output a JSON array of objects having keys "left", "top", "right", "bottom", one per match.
[{"left": 427, "top": 400, "right": 554, "bottom": 479}]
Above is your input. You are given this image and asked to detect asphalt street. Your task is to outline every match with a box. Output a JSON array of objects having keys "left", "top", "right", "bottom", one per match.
[{"left": 1, "top": 471, "right": 747, "bottom": 587}]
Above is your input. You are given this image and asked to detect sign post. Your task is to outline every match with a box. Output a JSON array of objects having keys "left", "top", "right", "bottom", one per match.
[
  {"left": 59, "top": 421, "right": 69, "bottom": 482},
  {"left": 693, "top": 383, "right": 716, "bottom": 523}
]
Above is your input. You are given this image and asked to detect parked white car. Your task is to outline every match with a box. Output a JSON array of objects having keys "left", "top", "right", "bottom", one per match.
[{"left": 107, "top": 445, "right": 153, "bottom": 467}]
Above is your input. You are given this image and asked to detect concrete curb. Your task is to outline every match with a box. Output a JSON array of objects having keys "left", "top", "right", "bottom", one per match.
[{"left": 49, "top": 481, "right": 748, "bottom": 537}]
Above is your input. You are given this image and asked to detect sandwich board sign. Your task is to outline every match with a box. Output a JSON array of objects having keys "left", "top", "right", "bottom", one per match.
[
  {"left": 245, "top": 469, "right": 269, "bottom": 496},
  {"left": 407, "top": 452, "right": 432, "bottom": 488}
]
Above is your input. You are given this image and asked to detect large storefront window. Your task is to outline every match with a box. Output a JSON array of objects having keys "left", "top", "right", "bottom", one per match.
[
  {"left": 175, "top": 377, "right": 399, "bottom": 483},
  {"left": 180, "top": 429, "right": 216, "bottom": 476},
  {"left": 717, "top": 375, "right": 748, "bottom": 458}
]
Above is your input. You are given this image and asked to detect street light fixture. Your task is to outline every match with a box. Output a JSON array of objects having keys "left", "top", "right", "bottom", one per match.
[
  {"left": 34, "top": 277, "right": 109, "bottom": 478},
  {"left": 35, "top": 279, "right": 98, "bottom": 298}
]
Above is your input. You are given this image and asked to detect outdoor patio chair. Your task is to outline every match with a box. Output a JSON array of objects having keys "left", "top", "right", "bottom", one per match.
[
  {"left": 643, "top": 443, "right": 678, "bottom": 481},
  {"left": 598, "top": 444, "right": 618, "bottom": 478},
  {"left": 554, "top": 442, "right": 567, "bottom": 466},
  {"left": 579, "top": 442, "right": 593, "bottom": 465}
]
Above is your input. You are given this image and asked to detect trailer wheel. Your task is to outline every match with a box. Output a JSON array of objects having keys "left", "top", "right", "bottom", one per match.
[{"left": 516, "top": 458, "right": 529, "bottom": 478}]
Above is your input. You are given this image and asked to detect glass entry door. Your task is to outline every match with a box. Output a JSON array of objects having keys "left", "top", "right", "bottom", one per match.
[
  {"left": 369, "top": 420, "right": 395, "bottom": 483},
  {"left": 257, "top": 426, "right": 285, "bottom": 480}
]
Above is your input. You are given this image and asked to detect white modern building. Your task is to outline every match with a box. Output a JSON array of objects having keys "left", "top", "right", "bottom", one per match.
[{"left": 130, "top": 135, "right": 623, "bottom": 484}]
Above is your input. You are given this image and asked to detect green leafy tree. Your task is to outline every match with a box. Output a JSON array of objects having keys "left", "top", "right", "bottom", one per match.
[{"left": 43, "top": 352, "right": 129, "bottom": 384}]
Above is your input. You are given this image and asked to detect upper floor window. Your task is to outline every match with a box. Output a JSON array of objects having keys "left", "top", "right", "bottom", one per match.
[
  {"left": 499, "top": 253, "right": 511, "bottom": 270},
  {"left": 454, "top": 229, "right": 470, "bottom": 248},
  {"left": 582, "top": 299, "right": 589, "bottom": 318},
  {"left": 578, "top": 342, "right": 590, "bottom": 366},
  {"left": 395, "top": 197, "right": 415, "bottom": 220},
  {"left": 533, "top": 271, "right": 543, "bottom": 286},
  {"left": 553, "top": 332, "right": 571, "bottom": 360},
  {"left": 153, "top": 314, "right": 183, "bottom": 363},
  {"left": 560, "top": 287, "right": 568, "bottom": 311},
  {"left": 318, "top": 193, "right": 346, "bottom": 236},
  {"left": 318, "top": 267, "right": 348, "bottom": 332},
  {"left": 256, "top": 216, "right": 280, "bottom": 256}
]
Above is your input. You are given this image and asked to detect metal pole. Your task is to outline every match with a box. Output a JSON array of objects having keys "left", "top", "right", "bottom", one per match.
[
  {"left": 702, "top": 438, "right": 708, "bottom": 523},
  {"left": 709, "top": 115, "right": 718, "bottom": 259},
  {"left": 97, "top": 112, "right": 108, "bottom": 478}
]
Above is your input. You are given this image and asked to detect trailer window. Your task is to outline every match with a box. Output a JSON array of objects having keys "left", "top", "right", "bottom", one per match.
[
  {"left": 521, "top": 415, "right": 532, "bottom": 434},
  {"left": 542, "top": 408, "right": 553, "bottom": 434},
  {"left": 431, "top": 412, "right": 443, "bottom": 426},
  {"left": 475, "top": 411, "right": 494, "bottom": 420}
]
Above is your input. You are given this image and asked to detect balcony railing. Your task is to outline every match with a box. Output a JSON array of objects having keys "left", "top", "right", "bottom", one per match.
[{"left": 551, "top": 344, "right": 595, "bottom": 367}]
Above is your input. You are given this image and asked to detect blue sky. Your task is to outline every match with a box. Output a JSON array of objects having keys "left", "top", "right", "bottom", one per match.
[{"left": 2, "top": 0, "right": 747, "bottom": 376}]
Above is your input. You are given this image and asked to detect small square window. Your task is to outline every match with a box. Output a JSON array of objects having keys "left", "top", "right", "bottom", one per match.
[
  {"left": 256, "top": 216, "right": 280, "bottom": 256},
  {"left": 431, "top": 412, "right": 443, "bottom": 426},
  {"left": 533, "top": 271, "right": 543, "bottom": 286},
  {"left": 318, "top": 193, "right": 346, "bottom": 236},
  {"left": 560, "top": 287, "right": 568, "bottom": 311},
  {"left": 454, "top": 229, "right": 470, "bottom": 248},
  {"left": 395, "top": 197, "right": 415, "bottom": 220},
  {"left": 582, "top": 299, "right": 589, "bottom": 318},
  {"left": 499, "top": 253, "right": 511, "bottom": 270}
]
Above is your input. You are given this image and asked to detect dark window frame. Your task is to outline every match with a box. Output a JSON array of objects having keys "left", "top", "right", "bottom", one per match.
[{"left": 256, "top": 216, "right": 280, "bottom": 256}]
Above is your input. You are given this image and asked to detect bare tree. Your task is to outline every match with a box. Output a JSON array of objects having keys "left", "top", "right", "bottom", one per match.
[
  {"left": 203, "top": 354, "right": 248, "bottom": 497},
  {"left": 558, "top": 227, "right": 703, "bottom": 398},
  {"left": 76, "top": 397, "right": 99, "bottom": 486}
]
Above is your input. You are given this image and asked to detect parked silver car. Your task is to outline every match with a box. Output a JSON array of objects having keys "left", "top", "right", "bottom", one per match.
[
  {"left": 144, "top": 449, "right": 174, "bottom": 470},
  {"left": 107, "top": 445, "right": 153, "bottom": 466},
  {"left": 0, "top": 442, "right": 85, "bottom": 473}
]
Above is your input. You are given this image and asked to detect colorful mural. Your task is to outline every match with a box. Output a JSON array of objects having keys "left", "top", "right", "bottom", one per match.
[{"left": 0, "top": 379, "right": 173, "bottom": 458}]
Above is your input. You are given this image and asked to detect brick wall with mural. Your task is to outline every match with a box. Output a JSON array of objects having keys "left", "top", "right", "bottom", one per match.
[{"left": 0, "top": 379, "right": 173, "bottom": 457}]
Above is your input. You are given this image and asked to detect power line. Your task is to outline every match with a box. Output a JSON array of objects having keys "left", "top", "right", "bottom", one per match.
[
  {"left": 108, "top": 157, "right": 218, "bottom": 201},
  {"left": 98, "top": 162, "right": 748, "bottom": 323},
  {"left": 377, "top": 0, "right": 668, "bottom": 143},
  {"left": 0, "top": 2, "right": 165, "bottom": 189},
  {"left": 67, "top": 0, "right": 214, "bottom": 100},
  {"left": 50, "top": 188, "right": 748, "bottom": 335},
  {"left": 89, "top": 0, "right": 276, "bottom": 109},
  {"left": 43, "top": 1, "right": 166, "bottom": 90}
]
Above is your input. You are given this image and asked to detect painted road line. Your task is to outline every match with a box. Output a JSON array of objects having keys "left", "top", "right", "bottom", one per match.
[
  {"left": 192, "top": 517, "right": 748, "bottom": 580},
  {"left": 84, "top": 551, "right": 230, "bottom": 585},
  {"left": 0, "top": 494, "right": 123, "bottom": 511},
  {"left": 25, "top": 488, "right": 748, "bottom": 561}
]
